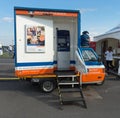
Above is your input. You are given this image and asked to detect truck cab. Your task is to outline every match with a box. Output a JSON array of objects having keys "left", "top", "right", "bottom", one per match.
[{"left": 77, "top": 47, "right": 105, "bottom": 84}]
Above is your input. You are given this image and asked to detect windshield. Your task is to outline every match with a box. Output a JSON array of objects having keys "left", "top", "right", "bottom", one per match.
[{"left": 82, "top": 50, "right": 97, "bottom": 61}]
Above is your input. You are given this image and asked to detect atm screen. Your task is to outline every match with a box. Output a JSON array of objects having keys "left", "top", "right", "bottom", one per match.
[
  {"left": 58, "top": 38, "right": 66, "bottom": 44},
  {"left": 57, "top": 30, "right": 70, "bottom": 51}
]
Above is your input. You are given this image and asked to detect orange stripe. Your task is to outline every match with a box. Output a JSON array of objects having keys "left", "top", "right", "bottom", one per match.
[
  {"left": 15, "top": 66, "right": 76, "bottom": 78},
  {"left": 15, "top": 68, "right": 54, "bottom": 77},
  {"left": 16, "top": 10, "right": 78, "bottom": 17},
  {"left": 82, "top": 73, "right": 105, "bottom": 83},
  {"left": 88, "top": 68, "right": 104, "bottom": 73},
  {"left": 81, "top": 68, "right": 105, "bottom": 83},
  {"left": 34, "top": 11, "right": 78, "bottom": 17},
  {"left": 15, "top": 67, "right": 105, "bottom": 83},
  {"left": 16, "top": 10, "right": 29, "bottom": 15}
]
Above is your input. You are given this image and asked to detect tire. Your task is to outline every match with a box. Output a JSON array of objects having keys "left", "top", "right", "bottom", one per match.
[{"left": 40, "top": 79, "right": 56, "bottom": 93}]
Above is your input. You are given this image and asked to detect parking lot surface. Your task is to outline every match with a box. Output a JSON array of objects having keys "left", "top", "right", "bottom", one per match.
[
  {"left": 0, "top": 79, "right": 119, "bottom": 118},
  {"left": 0, "top": 58, "right": 120, "bottom": 118}
]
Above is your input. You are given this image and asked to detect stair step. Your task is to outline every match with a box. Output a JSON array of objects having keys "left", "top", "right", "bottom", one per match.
[
  {"left": 57, "top": 75, "right": 77, "bottom": 78},
  {"left": 62, "top": 97, "right": 84, "bottom": 102},
  {"left": 58, "top": 82, "right": 79, "bottom": 85},
  {"left": 60, "top": 88, "right": 81, "bottom": 92},
  {"left": 55, "top": 71, "right": 87, "bottom": 108}
]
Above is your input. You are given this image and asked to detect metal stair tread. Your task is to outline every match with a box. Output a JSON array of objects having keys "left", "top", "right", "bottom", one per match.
[
  {"left": 62, "top": 97, "right": 84, "bottom": 102},
  {"left": 60, "top": 88, "right": 81, "bottom": 92},
  {"left": 55, "top": 71, "right": 87, "bottom": 108},
  {"left": 58, "top": 82, "right": 79, "bottom": 85},
  {"left": 57, "top": 75, "right": 77, "bottom": 78}
]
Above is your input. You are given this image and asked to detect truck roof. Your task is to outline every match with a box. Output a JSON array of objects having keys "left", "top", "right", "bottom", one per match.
[{"left": 14, "top": 6, "right": 80, "bottom": 14}]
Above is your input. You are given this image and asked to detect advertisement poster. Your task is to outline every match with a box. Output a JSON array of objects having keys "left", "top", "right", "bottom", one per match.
[{"left": 26, "top": 25, "right": 45, "bottom": 52}]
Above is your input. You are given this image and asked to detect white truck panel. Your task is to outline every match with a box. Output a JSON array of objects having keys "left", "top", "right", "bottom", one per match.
[{"left": 16, "top": 15, "right": 54, "bottom": 63}]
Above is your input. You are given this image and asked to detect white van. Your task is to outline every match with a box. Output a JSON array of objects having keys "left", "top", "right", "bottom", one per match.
[{"left": 0, "top": 43, "right": 3, "bottom": 56}]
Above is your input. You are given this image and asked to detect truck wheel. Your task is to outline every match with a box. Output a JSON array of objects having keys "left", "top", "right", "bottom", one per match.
[{"left": 41, "top": 80, "right": 56, "bottom": 93}]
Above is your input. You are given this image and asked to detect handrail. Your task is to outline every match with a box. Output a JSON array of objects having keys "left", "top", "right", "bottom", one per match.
[
  {"left": 75, "top": 48, "right": 88, "bottom": 74},
  {"left": 77, "top": 48, "right": 84, "bottom": 61}
]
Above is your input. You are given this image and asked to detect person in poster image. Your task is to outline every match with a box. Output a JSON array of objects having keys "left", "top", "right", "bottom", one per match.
[
  {"left": 27, "top": 28, "right": 32, "bottom": 44},
  {"left": 37, "top": 27, "right": 45, "bottom": 46},
  {"left": 27, "top": 26, "right": 38, "bottom": 44}
]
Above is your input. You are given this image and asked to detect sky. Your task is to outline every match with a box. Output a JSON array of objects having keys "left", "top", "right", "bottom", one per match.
[{"left": 0, "top": 0, "right": 120, "bottom": 45}]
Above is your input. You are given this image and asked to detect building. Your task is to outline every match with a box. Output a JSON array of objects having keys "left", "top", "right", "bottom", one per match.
[{"left": 94, "top": 24, "right": 120, "bottom": 62}]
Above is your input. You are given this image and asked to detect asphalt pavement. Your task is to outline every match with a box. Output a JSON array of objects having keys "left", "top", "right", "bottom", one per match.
[
  {"left": 0, "top": 58, "right": 120, "bottom": 118},
  {"left": 0, "top": 79, "right": 119, "bottom": 118},
  {"left": 0, "top": 58, "right": 16, "bottom": 78}
]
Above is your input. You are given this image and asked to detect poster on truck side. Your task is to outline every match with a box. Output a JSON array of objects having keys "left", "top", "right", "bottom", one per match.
[{"left": 26, "top": 25, "right": 45, "bottom": 52}]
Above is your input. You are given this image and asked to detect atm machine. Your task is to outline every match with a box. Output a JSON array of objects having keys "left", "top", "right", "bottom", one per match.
[{"left": 57, "top": 30, "right": 70, "bottom": 70}]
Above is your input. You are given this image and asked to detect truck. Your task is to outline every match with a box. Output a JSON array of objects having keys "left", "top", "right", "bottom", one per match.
[{"left": 14, "top": 7, "right": 105, "bottom": 92}]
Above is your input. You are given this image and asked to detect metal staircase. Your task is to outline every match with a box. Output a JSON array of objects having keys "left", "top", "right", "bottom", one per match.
[{"left": 55, "top": 70, "right": 87, "bottom": 109}]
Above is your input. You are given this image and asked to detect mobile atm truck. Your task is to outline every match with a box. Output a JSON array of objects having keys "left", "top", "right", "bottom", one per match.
[{"left": 14, "top": 7, "right": 105, "bottom": 92}]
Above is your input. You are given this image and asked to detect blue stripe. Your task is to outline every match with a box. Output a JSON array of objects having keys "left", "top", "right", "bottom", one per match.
[
  {"left": 78, "top": 12, "right": 81, "bottom": 48},
  {"left": 85, "top": 61, "right": 102, "bottom": 65},
  {"left": 16, "top": 62, "right": 54, "bottom": 67},
  {"left": 14, "top": 7, "right": 80, "bottom": 13},
  {"left": 14, "top": 8, "right": 17, "bottom": 67},
  {"left": 16, "top": 60, "right": 75, "bottom": 67}
]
